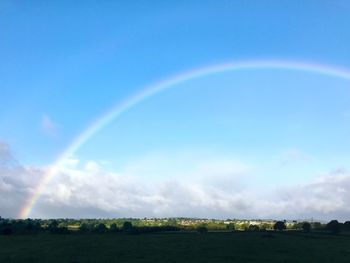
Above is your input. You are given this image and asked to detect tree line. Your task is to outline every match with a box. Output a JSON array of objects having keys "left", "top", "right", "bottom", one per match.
[{"left": 0, "top": 216, "right": 348, "bottom": 235}]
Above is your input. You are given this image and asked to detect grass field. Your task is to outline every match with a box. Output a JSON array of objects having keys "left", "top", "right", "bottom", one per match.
[{"left": 1, "top": 231, "right": 350, "bottom": 262}]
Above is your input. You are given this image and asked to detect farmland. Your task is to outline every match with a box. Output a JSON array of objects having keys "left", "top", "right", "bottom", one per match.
[{"left": 1, "top": 231, "right": 350, "bottom": 262}]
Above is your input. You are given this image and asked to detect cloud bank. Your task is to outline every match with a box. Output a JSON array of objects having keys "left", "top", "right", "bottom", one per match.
[{"left": 1, "top": 141, "right": 350, "bottom": 221}]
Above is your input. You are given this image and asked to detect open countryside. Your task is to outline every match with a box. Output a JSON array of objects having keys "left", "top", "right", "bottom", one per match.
[{"left": 1, "top": 217, "right": 350, "bottom": 262}]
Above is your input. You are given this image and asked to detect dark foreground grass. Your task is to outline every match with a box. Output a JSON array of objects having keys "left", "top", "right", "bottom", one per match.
[{"left": 1, "top": 231, "right": 350, "bottom": 262}]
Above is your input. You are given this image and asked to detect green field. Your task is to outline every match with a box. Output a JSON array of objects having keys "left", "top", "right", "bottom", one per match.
[{"left": 1, "top": 231, "right": 350, "bottom": 262}]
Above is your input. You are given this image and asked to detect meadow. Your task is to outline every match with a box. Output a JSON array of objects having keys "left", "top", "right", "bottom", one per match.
[{"left": 1, "top": 231, "right": 350, "bottom": 263}]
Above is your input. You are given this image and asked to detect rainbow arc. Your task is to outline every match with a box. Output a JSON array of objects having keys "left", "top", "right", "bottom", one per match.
[{"left": 19, "top": 59, "right": 350, "bottom": 218}]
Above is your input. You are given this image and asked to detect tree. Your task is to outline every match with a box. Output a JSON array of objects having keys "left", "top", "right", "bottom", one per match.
[
  {"left": 24, "top": 219, "right": 41, "bottom": 233},
  {"left": 248, "top": 224, "right": 259, "bottom": 231},
  {"left": 95, "top": 223, "right": 107, "bottom": 233},
  {"left": 260, "top": 223, "right": 272, "bottom": 231},
  {"left": 1, "top": 222, "right": 13, "bottom": 235},
  {"left": 48, "top": 220, "right": 59, "bottom": 233},
  {"left": 273, "top": 221, "right": 286, "bottom": 231},
  {"left": 122, "top": 221, "right": 133, "bottom": 232},
  {"left": 79, "top": 223, "right": 89, "bottom": 233},
  {"left": 226, "top": 223, "right": 235, "bottom": 231},
  {"left": 311, "top": 222, "right": 322, "bottom": 230},
  {"left": 302, "top": 222, "right": 311, "bottom": 233},
  {"left": 343, "top": 221, "right": 350, "bottom": 231},
  {"left": 239, "top": 223, "right": 250, "bottom": 231},
  {"left": 110, "top": 223, "right": 119, "bottom": 232},
  {"left": 197, "top": 226, "right": 208, "bottom": 233},
  {"left": 326, "top": 220, "right": 340, "bottom": 234}
]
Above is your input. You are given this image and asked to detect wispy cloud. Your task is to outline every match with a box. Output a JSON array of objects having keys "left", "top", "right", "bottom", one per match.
[
  {"left": 279, "top": 148, "right": 312, "bottom": 166},
  {"left": 40, "top": 114, "right": 59, "bottom": 137}
]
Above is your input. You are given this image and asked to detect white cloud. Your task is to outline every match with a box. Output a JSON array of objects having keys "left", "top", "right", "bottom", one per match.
[
  {"left": 0, "top": 141, "right": 42, "bottom": 218},
  {"left": 1, "top": 142, "right": 350, "bottom": 221},
  {"left": 84, "top": 161, "right": 100, "bottom": 172},
  {"left": 40, "top": 114, "right": 59, "bottom": 136},
  {"left": 33, "top": 160, "right": 350, "bottom": 221}
]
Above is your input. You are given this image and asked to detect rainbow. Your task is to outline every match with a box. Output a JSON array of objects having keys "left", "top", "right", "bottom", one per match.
[{"left": 19, "top": 59, "right": 350, "bottom": 218}]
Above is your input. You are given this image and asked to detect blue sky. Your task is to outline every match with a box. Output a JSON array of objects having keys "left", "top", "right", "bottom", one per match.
[{"left": 1, "top": 1, "right": 350, "bottom": 219}]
